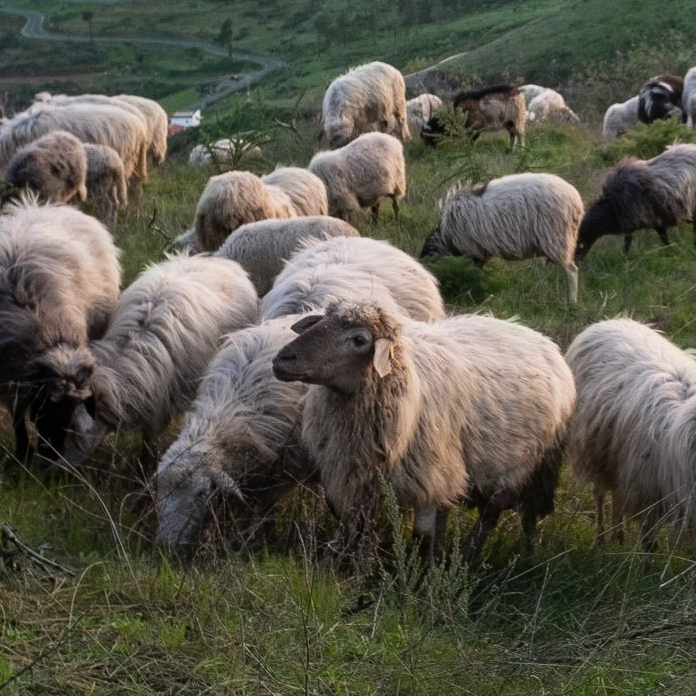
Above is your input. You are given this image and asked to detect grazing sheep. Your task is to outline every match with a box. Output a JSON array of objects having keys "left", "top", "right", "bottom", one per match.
[
  {"left": 638, "top": 74, "right": 685, "bottom": 124},
  {"left": 308, "top": 132, "right": 406, "bottom": 222},
  {"left": 406, "top": 93, "right": 443, "bottom": 135},
  {"left": 575, "top": 143, "right": 696, "bottom": 261},
  {"left": 188, "top": 137, "right": 262, "bottom": 167},
  {"left": 50, "top": 254, "right": 260, "bottom": 467},
  {"left": 683, "top": 66, "right": 696, "bottom": 129},
  {"left": 272, "top": 300, "right": 575, "bottom": 561},
  {"left": 0, "top": 195, "right": 121, "bottom": 461},
  {"left": 83, "top": 143, "right": 128, "bottom": 230},
  {"left": 114, "top": 94, "right": 168, "bottom": 167},
  {"left": 165, "top": 227, "right": 200, "bottom": 256},
  {"left": 322, "top": 61, "right": 410, "bottom": 149},
  {"left": 260, "top": 167, "right": 329, "bottom": 217},
  {"left": 602, "top": 96, "right": 639, "bottom": 140},
  {"left": 0, "top": 102, "right": 148, "bottom": 187},
  {"left": 421, "top": 85, "right": 526, "bottom": 150},
  {"left": 421, "top": 173, "right": 584, "bottom": 305},
  {"left": 526, "top": 88, "right": 579, "bottom": 123},
  {"left": 261, "top": 235, "right": 445, "bottom": 322},
  {"left": 194, "top": 170, "right": 297, "bottom": 253},
  {"left": 4, "top": 130, "right": 87, "bottom": 204},
  {"left": 566, "top": 318, "right": 696, "bottom": 550},
  {"left": 214, "top": 216, "right": 360, "bottom": 296},
  {"left": 154, "top": 316, "right": 316, "bottom": 552},
  {"left": 519, "top": 84, "right": 547, "bottom": 104}
]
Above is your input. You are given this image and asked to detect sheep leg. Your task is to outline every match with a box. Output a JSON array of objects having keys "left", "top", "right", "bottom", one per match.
[
  {"left": 370, "top": 202, "right": 381, "bottom": 224},
  {"left": 593, "top": 487, "right": 606, "bottom": 546},
  {"left": 464, "top": 504, "right": 502, "bottom": 560},
  {"left": 624, "top": 233, "right": 633, "bottom": 254},
  {"left": 413, "top": 506, "right": 449, "bottom": 565},
  {"left": 655, "top": 227, "right": 670, "bottom": 246},
  {"left": 391, "top": 195, "right": 400, "bottom": 221},
  {"left": 610, "top": 495, "right": 624, "bottom": 544},
  {"left": 12, "top": 408, "right": 32, "bottom": 464},
  {"left": 565, "top": 262, "right": 579, "bottom": 306}
]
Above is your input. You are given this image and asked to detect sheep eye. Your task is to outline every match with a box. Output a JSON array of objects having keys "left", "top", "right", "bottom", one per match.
[{"left": 352, "top": 334, "right": 369, "bottom": 347}]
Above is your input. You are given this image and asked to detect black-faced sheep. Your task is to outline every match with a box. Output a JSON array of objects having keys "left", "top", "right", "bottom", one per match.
[
  {"left": 322, "top": 61, "right": 410, "bottom": 149},
  {"left": 575, "top": 143, "right": 696, "bottom": 261},
  {"left": 406, "top": 93, "right": 443, "bottom": 136},
  {"left": 566, "top": 318, "right": 696, "bottom": 550},
  {"left": 637, "top": 74, "right": 685, "bottom": 124},
  {"left": 4, "top": 130, "right": 87, "bottom": 204},
  {"left": 308, "top": 132, "right": 406, "bottom": 222},
  {"left": 261, "top": 235, "right": 445, "bottom": 322},
  {"left": 421, "top": 85, "right": 526, "bottom": 150},
  {"left": 153, "top": 316, "right": 316, "bottom": 553},
  {"left": 421, "top": 173, "right": 584, "bottom": 305},
  {"left": 260, "top": 167, "right": 329, "bottom": 217},
  {"left": 49, "top": 254, "right": 259, "bottom": 467},
  {"left": 83, "top": 143, "right": 128, "bottom": 230},
  {"left": 214, "top": 216, "right": 360, "bottom": 296},
  {"left": 602, "top": 96, "right": 639, "bottom": 140},
  {"left": 0, "top": 195, "right": 121, "bottom": 461},
  {"left": 272, "top": 300, "right": 575, "bottom": 562},
  {"left": 0, "top": 101, "right": 148, "bottom": 188},
  {"left": 194, "top": 170, "right": 297, "bottom": 252},
  {"left": 683, "top": 66, "right": 696, "bottom": 129}
]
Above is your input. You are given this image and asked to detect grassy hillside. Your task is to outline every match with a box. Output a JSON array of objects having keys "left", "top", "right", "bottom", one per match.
[{"left": 3, "top": 2, "right": 696, "bottom": 694}]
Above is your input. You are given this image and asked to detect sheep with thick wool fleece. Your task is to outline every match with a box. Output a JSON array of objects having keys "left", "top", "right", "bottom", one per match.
[
  {"left": 526, "top": 89, "right": 579, "bottom": 123},
  {"left": 602, "top": 96, "right": 639, "bottom": 140},
  {"left": 83, "top": 142, "right": 128, "bottom": 230},
  {"left": 683, "top": 66, "right": 696, "bottom": 128},
  {"left": 194, "top": 170, "right": 297, "bottom": 252},
  {"left": 260, "top": 167, "right": 329, "bottom": 217},
  {"left": 4, "top": 129, "right": 87, "bottom": 204},
  {"left": 566, "top": 318, "right": 696, "bottom": 550},
  {"left": 421, "top": 172, "right": 583, "bottom": 305},
  {"left": 261, "top": 235, "right": 445, "bottom": 322},
  {"left": 322, "top": 61, "right": 410, "bottom": 149},
  {"left": 308, "top": 132, "right": 406, "bottom": 222},
  {"left": 0, "top": 194, "right": 121, "bottom": 461},
  {"left": 575, "top": 143, "right": 696, "bottom": 261},
  {"left": 153, "top": 316, "right": 317, "bottom": 552},
  {"left": 0, "top": 101, "right": 148, "bottom": 186},
  {"left": 214, "top": 216, "right": 360, "bottom": 296},
  {"left": 44, "top": 254, "right": 259, "bottom": 467},
  {"left": 272, "top": 300, "right": 575, "bottom": 561},
  {"left": 406, "top": 93, "right": 443, "bottom": 135}
]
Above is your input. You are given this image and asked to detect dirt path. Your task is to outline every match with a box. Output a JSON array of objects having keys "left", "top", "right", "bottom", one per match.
[{"left": 0, "top": 4, "right": 286, "bottom": 109}]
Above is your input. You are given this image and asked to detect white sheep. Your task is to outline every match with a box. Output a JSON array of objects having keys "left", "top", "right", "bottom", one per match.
[
  {"left": 519, "top": 84, "right": 548, "bottom": 104},
  {"left": 421, "top": 172, "right": 584, "bottom": 305},
  {"left": 188, "top": 137, "right": 262, "bottom": 167},
  {"left": 602, "top": 96, "right": 639, "bottom": 140},
  {"left": 272, "top": 300, "right": 575, "bottom": 561},
  {"left": 683, "top": 66, "right": 696, "bottom": 129},
  {"left": 114, "top": 94, "right": 168, "bottom": 167},
  {"left": 0, "top": 194, "right": 121, "bottom": 461},
  {"left": 194, "top": 170, "right": 297, "bottom": 252},
  {"left": 260, "top": 167, "right": 329, "bottom": 217},
  {"left": 406, "top": 93, "right": 443, "bottom": 135},
  {"left": 322, "top": 61, "right": 410, "bottom": 149},
  {"left": 308, "top": 132, "right": 406, "bottom": 222},
  {"left": 153, "top": 316, "right": 316, "bottom": 552},
  {"left": 50, "top": 254, "right": 260, "bottom": 467},
  {"left": 213, "top": 216, "right": 360, "bottom": 296},
  {"left": 261, "top": 235, "right": 445, "bottom": 322},
  {"left": 83, "top": 143, "right": 128, "bottom": 230},
  {"left": 566, "top": 318, "right": 696, "bottom": 550},
  {"left": 4, "top": 129, "right": 87, "bottom": 204},
  {"left": 0, "top": 101, "right": 148, "bottom": 187},
  {"left": 526, "top": 88, "right": 579, "bottom": 123}
]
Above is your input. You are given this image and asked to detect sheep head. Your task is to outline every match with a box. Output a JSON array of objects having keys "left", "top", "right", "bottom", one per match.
[{"left": 272, "top": 300, "right": 402, "bottom": 393}]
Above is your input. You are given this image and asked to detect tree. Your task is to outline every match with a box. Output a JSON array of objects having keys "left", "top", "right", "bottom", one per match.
[
  {"left": 82, "top": 10, "right": 94, "bottom": 45},
  {"left": 217, "top": 18, "right": 233, "bottom": 57}
]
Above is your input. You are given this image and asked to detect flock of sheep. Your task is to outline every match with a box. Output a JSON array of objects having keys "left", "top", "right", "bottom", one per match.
[{"left": 2, "top": 58, "right": 696, "bottom": 567}]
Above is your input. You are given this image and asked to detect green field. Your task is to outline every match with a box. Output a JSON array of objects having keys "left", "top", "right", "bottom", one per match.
[{"left": 2, "top": 1, "right": 696, "bottom": 693}]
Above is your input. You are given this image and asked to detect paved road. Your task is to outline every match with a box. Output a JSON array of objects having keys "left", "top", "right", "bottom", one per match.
[{"left": 0, "top": 3, "right": 286, "bottom": 110}]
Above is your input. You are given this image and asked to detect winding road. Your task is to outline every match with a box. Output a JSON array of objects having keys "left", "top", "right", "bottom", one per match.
[{"left": 0, "top": 3, "right": 287, "bottom": 110}]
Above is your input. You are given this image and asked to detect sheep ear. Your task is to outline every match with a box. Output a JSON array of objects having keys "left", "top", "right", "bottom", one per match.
[
  {"left": 212, "top": 471, "right": 245, "bottom": 504},
  {"left": 290, "top": 314, "right": 323, "bottom": 334},
  {"left": 373, "top": 338, "right": 393, "bottom": 378}
]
